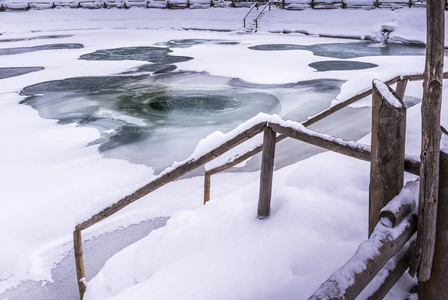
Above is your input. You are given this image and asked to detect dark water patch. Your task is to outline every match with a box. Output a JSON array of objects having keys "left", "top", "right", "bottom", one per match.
[
  {"left": 22, "top": 75, "right": 139, "bottom": 95},
  {"left": 249, "top": 42, "right": 436, "bottom": 59},
  {"left": 249, "top": 44, "right": 306, "bottom": 51},
  {"left": 157, "top": 39, "right": 240, "bottom": 48},
  {"left": 229, "top": 78, "right": 344, "bottom": 92},
  {"left": 79, "top": 46, "right": 192, "bottom": 65},
  {"left": 0, "top": 43, "right": 83, "bottom": 56},
  {"left": 148, "top": 94, "right": 238, "bottom": 113},
  {"left": 0, "top": 34, "right": 73, "bottom": 43},
  {"left": 0, "top": 217, "right": 168, "bottom": 300},
  {"left": 123, "top": 64, "right": 177, "bottom": 75},
  {"left": 0, "top": 67, "right": 44, "bottom": 79},
  {"left": 309, "top": 61, "right": 378, "bottom": 71},
  {"left": 20, "top": 72, "right": 281, "bottom": 171}
]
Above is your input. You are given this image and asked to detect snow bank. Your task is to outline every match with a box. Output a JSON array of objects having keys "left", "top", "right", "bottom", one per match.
[{"left": 85, "top": 149, "right": 371, "bottom": 300}]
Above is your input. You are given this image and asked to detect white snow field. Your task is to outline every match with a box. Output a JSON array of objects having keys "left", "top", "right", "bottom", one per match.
[{"left": 0, "top": 6, "right": 447, "bottom": 300}]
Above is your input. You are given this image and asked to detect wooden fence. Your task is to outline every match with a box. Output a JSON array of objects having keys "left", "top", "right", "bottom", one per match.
[
  {"left": 1, "top": 0, "right": 445, "bottom": 11},
  {"left": 73, "top": 71, "right": 447, "bottom": 299}
]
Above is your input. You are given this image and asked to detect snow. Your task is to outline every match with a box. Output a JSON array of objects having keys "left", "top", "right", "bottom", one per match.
[
  {"left": 380, "top": 181, "right": 418, "bottom": 227},
  {"left": 373, "top": 79, "right": 405, "bottom": 108},
  {"left": 0, "top": 5, "right": 447, "bottom": 300}
]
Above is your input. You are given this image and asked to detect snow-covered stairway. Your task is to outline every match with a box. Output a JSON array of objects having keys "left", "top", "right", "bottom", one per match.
[{"left": 243, "top": 1, "right": 273, "bottom": 33}]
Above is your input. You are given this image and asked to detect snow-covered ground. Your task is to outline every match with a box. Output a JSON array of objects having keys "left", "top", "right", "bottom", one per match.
[{"left": 1, "top": 6, "right": 447, "bottom": 300}]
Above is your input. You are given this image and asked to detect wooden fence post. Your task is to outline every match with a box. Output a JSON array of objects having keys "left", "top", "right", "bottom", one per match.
[
  {"left": 395, "top": 79, "right": 408, "bottom": 100},
  {"left": 257, "top": 126, "right": 276, "bottom": 219},
  {"left": 204, "top": 172, "right": 211, "bottom": 204},
  {"left": 411, "top": 0, "right": 445, "bottom": 282},
  {"left": 369, "top": 80, "right": 407, "bottom": 236},
  {"left": 74, "top": 230, "right": 86, "bottom": 299},
  {"left": 419, "top": 150, "right": 448, "bottom": 299}
]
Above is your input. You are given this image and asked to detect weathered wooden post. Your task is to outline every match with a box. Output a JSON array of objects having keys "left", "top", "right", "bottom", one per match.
[
  {"left": 74, "top": 230, "right": 86, "bottom": 299},
  {"left": 369, "top": 80, "right": 407, "bottom": 236},
  {"left": 411, "top": 0, "right": 445, "bottom": 284},
  {"left": 419, "top": 149, "right": 448, "bottom": 298},
  {"left": 204, "top": 172, "right": 211, "bottom": 204},
  {"left": 395, "top": 78, "right": 408, "bottom": 100},
  {"left": 257, "top": 126, "right": 276, "bottom": 219}
]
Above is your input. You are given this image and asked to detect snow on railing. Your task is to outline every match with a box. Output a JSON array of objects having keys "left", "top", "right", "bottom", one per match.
[{"left": 309, "top": 201, "right": 417, "bottom": 300}]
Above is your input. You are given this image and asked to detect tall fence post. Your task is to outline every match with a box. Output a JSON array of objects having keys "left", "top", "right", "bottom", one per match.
[
  {"left": 74, "top": 230, "right": 86, "bottom": 299},
  {"left": 257, "top": 126, "right": 276, "bottom": 219},
  {"left": 369, "top": 80, "right": 407, "bottom": 236},
  {"left": 419, "top": 149, "right": 448, "bottom": 299},
  {"left": 411, "top": 0, "right": 445, "bottom": 282}
]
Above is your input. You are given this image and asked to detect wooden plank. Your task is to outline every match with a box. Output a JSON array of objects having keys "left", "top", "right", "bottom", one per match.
[
  {"left": 369, "top": 80, "right": 407, "bottom": 236},
  {"left": 419, "top": 150, "right": 448, "bottom": 298},
  {"left": 257, "top": 126, "right": 276, "bottom": 219},
  {"left": 412, "top": 0, "right": 445, "bottom": 282},
  {"left": 76, "top": 122, "right": 266, "bottom": 231},
  {"left": 366, "top": 240, "right": 416, "bottom": 300},
  {"left": 73, "top": 230, "right": 86, "bottom": 300},
  {"left": 308, "top": 214, "right": 417, "bottom": 300}
]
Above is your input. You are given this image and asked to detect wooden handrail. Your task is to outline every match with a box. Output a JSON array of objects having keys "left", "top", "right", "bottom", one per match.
[
  {"left": 309, "top": 213, "right": 417, "bottom": 300},
  {"left": 205, "top": 72, "right": 440, "bottom": 179},
  {"left": 253, "top": 0, "right": 273, "bottom": 29},
  {"left": 76, "top": 121, "right": 266, "bottom": 231},
  {"left": 243, "top": 1, "right": 258, "bottom": 28}
]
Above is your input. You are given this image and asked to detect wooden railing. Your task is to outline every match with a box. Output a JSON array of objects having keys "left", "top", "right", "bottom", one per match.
[
  {"left": 309, "top": 193, "right": 418, "bottom": 299},
  {"left": 73, "top": 71, "right": 446, "bottom": 299},
  {"left": 203, "top": 73, "right": 444, "bottom": 204},
  {"left": 243, "top": 1, "right": 258, "bottom": 28},
  {"left": 253, "top": 0, "right": 273, "bottom": 29}
]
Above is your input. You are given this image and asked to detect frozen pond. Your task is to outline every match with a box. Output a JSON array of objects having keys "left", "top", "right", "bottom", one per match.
[{"left": 15, "top": 39, "right": 427, "bottom": 173}]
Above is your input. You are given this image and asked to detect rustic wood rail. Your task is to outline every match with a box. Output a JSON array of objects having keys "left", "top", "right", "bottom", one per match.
[
  {"left": 309, "top": 211, "right": 417, "bottom": 300},
  {"left": 73, "top": 72, "right": 446, "bottom": 299},
  {"left": 253, "top": 0, "right": 273, "bottom": 29},
  {"left": 203, "top": 73, "right": 448, "bottom": 204},
  {"left": 243, "top": 1, "right": 258, "bottom": 28}
]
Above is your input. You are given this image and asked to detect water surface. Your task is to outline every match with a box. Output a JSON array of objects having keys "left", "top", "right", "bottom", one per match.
[
  {"left": 0, "top": 43, "right": 83, "bottom": 55},
  {"left": 249, "top": 42, "right": 432, "bottom": 58},
  {"left": 0, "top": 67, "right": 44, "bottom": 79}
]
